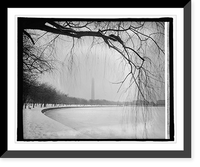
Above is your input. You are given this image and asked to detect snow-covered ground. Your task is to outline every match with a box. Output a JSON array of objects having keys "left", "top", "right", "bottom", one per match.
[
  {"left": 23, "top": 107, "right": 92, "bottom": 139},
  {"left": 23, "top": 106, "right": 165, "bottom": 139}
]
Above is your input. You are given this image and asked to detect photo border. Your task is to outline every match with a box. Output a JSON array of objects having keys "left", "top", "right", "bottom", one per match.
[
  {"left": 2, "top": 1, "right": 191, "bottom": 158},
  {"left": 16, "top": 17, "right": 174, "bottom": 142}
]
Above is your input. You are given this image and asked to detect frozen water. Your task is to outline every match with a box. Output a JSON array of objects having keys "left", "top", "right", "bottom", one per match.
[{"left": 42, "top": 106, "right": 165, "bottom": 139}]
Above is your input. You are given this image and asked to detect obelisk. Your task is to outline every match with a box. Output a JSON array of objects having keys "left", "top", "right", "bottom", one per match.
[{"left": 91, "top": 77, "right": 95, "bottom": 100}]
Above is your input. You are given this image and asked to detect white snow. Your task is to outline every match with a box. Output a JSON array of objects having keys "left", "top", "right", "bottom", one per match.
[
  {"left": 23, "top": 107, "right": 92, "bottom": 139},
  {"left": 23, "top": 106, "right": 165, "bottom": 139}
]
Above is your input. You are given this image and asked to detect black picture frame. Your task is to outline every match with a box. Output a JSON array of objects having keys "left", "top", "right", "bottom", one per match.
[
  {"left": 16, "top": 16, "right": 174, "bottom": 142},
  {"left": 2, "top": 1, "right": 191, "bottom": 158}
]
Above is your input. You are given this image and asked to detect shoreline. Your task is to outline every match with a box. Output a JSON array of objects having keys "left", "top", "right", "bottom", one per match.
[
  {"left": 23, "top": 105, "right": 165, "bottom": 140},
  {"left": 41, "top": 105, "right": 165, "bottom": 114}
]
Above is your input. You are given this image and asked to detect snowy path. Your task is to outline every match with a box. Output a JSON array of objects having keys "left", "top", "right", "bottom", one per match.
[{"left": 23, "top": 107, "right": 92, "bottom": 139}]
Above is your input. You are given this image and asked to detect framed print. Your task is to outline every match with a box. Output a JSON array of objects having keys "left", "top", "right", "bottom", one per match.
[
  {"left": 18, "top": 17, "right": 174, "bottom": 142},
  {"left": 2, "top": 1, "right": 191, "bottom": 158}
]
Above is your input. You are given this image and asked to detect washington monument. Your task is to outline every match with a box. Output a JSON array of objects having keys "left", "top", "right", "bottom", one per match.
[{"left": 91, "top": 77, "right": 95, "bottom": 100}]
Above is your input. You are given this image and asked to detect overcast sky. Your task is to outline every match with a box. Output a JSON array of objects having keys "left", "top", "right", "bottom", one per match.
[
  {"left": 36, "top": 21, "right": 165, "bottom": 102},
  {"left": 38, "top": 36, "right": 131, "bottom": 101}
]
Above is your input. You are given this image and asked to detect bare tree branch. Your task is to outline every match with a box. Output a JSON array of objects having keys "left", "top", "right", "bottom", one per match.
[{"left": 22, "top": 19, "right": 165, "bottom": 103}]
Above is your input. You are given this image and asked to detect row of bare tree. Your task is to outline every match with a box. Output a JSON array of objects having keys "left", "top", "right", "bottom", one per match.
[{"left": 23, "top": 79, "right": 125, "bottom": 108}]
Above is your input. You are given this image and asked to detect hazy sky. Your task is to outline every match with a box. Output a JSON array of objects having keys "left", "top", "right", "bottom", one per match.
[
  {"left": 36, "top": 22, "right": 165, "bottom": 102},
  {"left": 38, "top": 36, "right": 132, "bottom": 101}
]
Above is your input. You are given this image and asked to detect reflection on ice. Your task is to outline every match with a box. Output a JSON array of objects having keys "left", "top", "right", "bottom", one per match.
[{"left": 44, "top": 106, "right": 165, "bottom": 139}]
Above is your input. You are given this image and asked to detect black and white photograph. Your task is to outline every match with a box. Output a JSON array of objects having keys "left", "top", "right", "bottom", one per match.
[
  {"left": 2, "top": 3, "right": 193, "bottom": 160},
  {"left": 18, "top": 18, "right": 174, "bottom": 141}
]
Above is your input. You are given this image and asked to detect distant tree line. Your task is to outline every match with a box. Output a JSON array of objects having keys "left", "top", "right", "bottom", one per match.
[
  {"left": 23, "top": 79, "right": 121, "bottom": 108},
  {"left": 122, "top": 100, "right": 165, "bottom": 106},
  {"left": 23, "top": 78, "right": 165, "bottom": 108}
]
